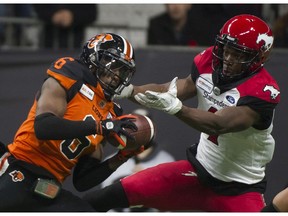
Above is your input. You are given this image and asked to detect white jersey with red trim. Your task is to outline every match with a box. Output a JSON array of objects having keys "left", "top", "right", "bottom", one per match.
[{"left": 192, "top": 47, "right": 280, "bottom": 184}]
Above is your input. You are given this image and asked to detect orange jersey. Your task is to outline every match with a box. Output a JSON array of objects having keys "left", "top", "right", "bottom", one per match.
[{"left": 8, "top": 57, "right": 119, "bottom": 183}]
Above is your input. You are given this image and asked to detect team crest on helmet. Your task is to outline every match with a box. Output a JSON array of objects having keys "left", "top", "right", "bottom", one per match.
[
  {"left": 264, "top": 85, "right": 280, "bottom": 100},
  {"left": 87, "top": 33, "right": 114, "bottom": 49},
  {"left": 256, "top": 33, "right": 274, "bottom": 51},
  {"left": 9, "top": 170, "right": 25, "bottom": 182}
]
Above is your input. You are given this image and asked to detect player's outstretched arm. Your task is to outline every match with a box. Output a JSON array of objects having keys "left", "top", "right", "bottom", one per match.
[
  {"left": 175, "top": 105, "right": 260, "bottom": 135},
  {"left": 113, "top": 81, "right": 169, "bottom": 102}
]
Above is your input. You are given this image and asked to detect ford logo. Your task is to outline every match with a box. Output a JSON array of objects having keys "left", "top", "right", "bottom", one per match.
[{"left": 226, "top": 95, "right": 235, "bottom": 104}]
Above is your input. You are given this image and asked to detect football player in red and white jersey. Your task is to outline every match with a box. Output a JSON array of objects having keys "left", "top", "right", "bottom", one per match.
[
  {"left": 0, "top": 33, "right": 146, "bottom": 211},
  {"left": 83, "top": 14, "right": 280, "bottom": 212}
]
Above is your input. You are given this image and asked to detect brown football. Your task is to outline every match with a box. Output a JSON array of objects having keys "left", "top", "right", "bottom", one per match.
[{"left": 107, "top": 114, "right": 155, "bottom": 151}]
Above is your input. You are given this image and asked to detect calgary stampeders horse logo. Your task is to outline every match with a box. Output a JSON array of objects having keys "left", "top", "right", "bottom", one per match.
[
  {"left": 256, "top": 33, "right": 274, "bottom": 51},
  {"left": 87, "top": 33, "right": 114, "bottom": 49},
  {"left": 264, "top": 85, "right": 280, "bottom": 100}
]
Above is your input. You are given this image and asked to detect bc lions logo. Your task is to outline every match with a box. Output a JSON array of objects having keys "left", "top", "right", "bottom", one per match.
[
  {"left": 256, "top": 33, "right": 274, "bottom": 51},
  {"left": 87, "top": 33, "right": 114, "bottom": 49},
  {"left": 9, "top": 170, "right": 25, "bottom": 182},
  {"left": 264, "top": 85, "right": 280, "bottom": 100}
]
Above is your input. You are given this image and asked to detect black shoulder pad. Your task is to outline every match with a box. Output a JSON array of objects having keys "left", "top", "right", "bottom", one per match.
[{"left": 49, "top": 57, "right": 84, "bottom": 81}]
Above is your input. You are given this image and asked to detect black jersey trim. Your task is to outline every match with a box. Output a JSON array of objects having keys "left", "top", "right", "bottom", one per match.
[{"left": 238, "top": 96, "right": 276, "bottom": 130}]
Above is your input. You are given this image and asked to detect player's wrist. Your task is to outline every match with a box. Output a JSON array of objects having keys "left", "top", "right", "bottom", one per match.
[
  {"left": 167, "top": 98, "right": 183, "bottom": 115},
  {"left": 95, "top": 120, "right": 103, "bottom": 135},
  {"left": 116, "top": 150, "right": 130, "bottom": 162}
]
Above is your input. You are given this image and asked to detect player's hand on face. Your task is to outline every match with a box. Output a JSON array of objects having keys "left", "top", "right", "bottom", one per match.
[{"left": 134, "top": 77, "right": 182, "bottom": 115}]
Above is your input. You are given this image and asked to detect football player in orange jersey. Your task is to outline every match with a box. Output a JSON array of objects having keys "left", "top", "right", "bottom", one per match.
[{"left": 0, "top": 33, "right": 145, "bottom": 211}]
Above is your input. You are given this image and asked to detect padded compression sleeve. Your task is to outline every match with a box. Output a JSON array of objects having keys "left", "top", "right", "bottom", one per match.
[
  {"left": 73, "top": 155, "right": 116, "bottom": 192},
  {"left": 34, "top": 112, "right": 96, "bottom": 140}
]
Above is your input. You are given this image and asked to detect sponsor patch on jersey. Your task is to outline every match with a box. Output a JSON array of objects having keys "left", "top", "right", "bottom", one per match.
[
  {"left": 197, "top": 76, "right": 213, "bottom": 93},
  {"left": 80, "top": 84, "right": 94, "bottom": 100},
  {"left": 225, "top": 95, "right": 235, "bottom": 104},
  {"left": 9, "top": 170, "right": 25, "bottom": 182}
]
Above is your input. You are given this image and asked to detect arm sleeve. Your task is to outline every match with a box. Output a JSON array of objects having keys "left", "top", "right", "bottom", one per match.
[
  {"left": 73, "top": 155, "right": 118, "bottom": 192},
  {"left": 34, "top": 112, "right": 96, "bottom": 140}
]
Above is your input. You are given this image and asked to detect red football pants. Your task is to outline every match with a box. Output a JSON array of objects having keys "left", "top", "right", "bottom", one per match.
[{"left": 121, "top": 160, "right": 265, "bottom": 212}]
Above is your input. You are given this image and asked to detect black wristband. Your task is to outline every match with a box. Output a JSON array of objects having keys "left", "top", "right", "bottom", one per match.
[{"left": 34, "top": 112, "right": 96, "bottom": 140}]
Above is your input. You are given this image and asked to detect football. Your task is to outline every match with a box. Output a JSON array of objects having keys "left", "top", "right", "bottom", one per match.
[{"left": 107, "top": 114, "right": 155, "bottom": 151}]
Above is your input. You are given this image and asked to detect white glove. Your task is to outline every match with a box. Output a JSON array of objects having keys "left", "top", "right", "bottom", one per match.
[
  {"left": 134, "top": 77, "right": 182, "bottom": 115},
  {"left": 113, "top": 84, "right": 134, "bottom": 100}
]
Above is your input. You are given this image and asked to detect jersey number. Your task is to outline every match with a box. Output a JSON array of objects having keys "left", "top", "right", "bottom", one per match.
[
  {"left": 60, "top": 116, "right": 94, "bottom": 160},
  {"left": 54, "top": 57, "right": 74, "bottom": 69},
  {"left": 207, "top": 107, "right": 219, "bottom": 145}
]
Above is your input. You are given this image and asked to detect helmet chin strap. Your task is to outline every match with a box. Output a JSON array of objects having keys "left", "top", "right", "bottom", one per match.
[{"left": 103, "top": 89, "right": 113, "bottom": 101}]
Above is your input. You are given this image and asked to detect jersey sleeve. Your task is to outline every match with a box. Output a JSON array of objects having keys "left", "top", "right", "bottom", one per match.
[
  {"left": 191, "top": 47, "right": 214, "bottom": 83},
  {"left": 237, "top": 70, "right": 280, "bottom": 129},
  {"left": 46, "top": 57, "right": 94, "bottom": 103},
  {"left": 47, "top": 57, "right": 85, "bottom": 90}
]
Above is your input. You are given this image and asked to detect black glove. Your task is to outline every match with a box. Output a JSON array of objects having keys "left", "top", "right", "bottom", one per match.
[{"left": 96, "top": 115, "right": 138, "bottom": 148}]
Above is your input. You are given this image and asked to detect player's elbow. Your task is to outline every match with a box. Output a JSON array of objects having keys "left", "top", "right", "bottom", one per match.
[{"left": 204, "top": 125, "right": 228, "bottom": 135}]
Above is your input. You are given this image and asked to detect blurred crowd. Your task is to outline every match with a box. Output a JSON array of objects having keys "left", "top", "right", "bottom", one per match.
[{"left": 1, "top": 4, "right": 288, "bottom": 49}]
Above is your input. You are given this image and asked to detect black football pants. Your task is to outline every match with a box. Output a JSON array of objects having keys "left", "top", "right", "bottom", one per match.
[{"left": 0, "top": 156, "right": 94, "bottom": 212}]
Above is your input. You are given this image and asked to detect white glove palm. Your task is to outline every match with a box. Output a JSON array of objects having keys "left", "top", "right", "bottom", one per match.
[
  {"left": 134, "top": 77, "right": 182, "bottom": 115},
  {"left": 112, "top": 84, "right": 134, "bottom": 100}
]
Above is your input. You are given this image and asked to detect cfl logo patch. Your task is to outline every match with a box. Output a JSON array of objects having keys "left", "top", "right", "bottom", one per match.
[{"left": 9, "top": 170, "right": 25, "bottom": 182}]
